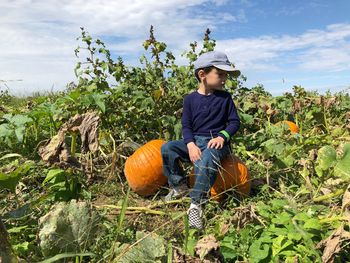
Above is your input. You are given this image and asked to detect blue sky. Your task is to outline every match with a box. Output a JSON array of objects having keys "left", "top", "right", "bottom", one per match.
[{"left": 1, "top": 0, "right": 349, "bottom": 96}]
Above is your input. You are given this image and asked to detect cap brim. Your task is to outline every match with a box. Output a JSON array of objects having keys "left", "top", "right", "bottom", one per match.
[{"left": 214, "top": 64, "right": 241, "bottom": 77}]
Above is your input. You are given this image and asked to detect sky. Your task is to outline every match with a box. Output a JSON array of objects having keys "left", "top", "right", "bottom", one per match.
[{"left": 1, "top": 0, "right": 350, "bottom": 96}]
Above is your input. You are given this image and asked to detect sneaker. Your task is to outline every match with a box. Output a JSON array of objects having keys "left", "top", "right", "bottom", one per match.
[
  {"left": 164, "top": 183, "right": 189, "bottom": 202},
  {"left": 187, "top": 203, "right": 203, "bottom": 230}
]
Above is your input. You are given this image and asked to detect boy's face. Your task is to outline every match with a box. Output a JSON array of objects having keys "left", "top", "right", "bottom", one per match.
[{"left": 200, "top": 67, "right": 228, "bottom": 90}]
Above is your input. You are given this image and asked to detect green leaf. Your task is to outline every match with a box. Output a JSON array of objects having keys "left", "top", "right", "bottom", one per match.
[
  {"left": 0, "top": 172, "right": 19, "bottom": 192},
  {"left": 271, "top": 212, "right": 291, "bottom": 225},
  {"left": 118, "top": 187, "right": 130, "bottom": 232},
  {"left": 15, "top": 126, "right": 25, "bottom": 142},
  {"left": 0, "top": 161, "right": 33, "bottom": 192},
  {"left": 270, "top": 199, "right": 288, "bottom": 210},
  {"left": 116, "top": 231, "right": 166, "bottom": 262},
  {"left": 13, "top": 241, "right": 30, "bottom": 254},
  {"left": 303, "top": 218, "right": 322, "bottom": 230},
  {"left": 262, "top": 139, "right": 285, "bottom": 156},
  {"left": 90, "top": 93, "right": 106, "bottom": 113},
  {"left": 0, "top": 153, "right": 22, "bottom": 160},
  {"left": 334, "top": 143, "right": 350, "bottom": 180},
  {"left": 0, "top": 124, "right": 11, "bottom": 138},
  {"left": 221, "top": 242, "right": 238, "bottom": 260},
  {"left": 249, "top": 240, "right": 270, "bottom": 262},
  {"left": 256, "top": 202, "right": 271, "bottom": 219},
  {"left": 7, "top": 225, "right": 28, "bottom": 233},
  {"left": 315, "top": 145, "right": 337, "bottom": 176},
  {"left": 240, "top": 113, "right": 254, "bottom": 124},
  {"left": 11, "top": 114, "right": 32, "bottom": 126},
  {"left": 43, "top": 169, "right": 65, "bottom": 185},
  {"left": 38, "top": 200, "right": 100, "bottom": 257},
  {"left": 287, "top": 231, "right": 302, "bottom": 241},
  {"left": 272, "top": 235, "right": 293, "bottom": 257}
]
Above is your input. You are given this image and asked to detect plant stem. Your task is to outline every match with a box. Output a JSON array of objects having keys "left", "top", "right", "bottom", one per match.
[
  {"left": 313, "top": 188, "right": 345, "bottom": 202},
  {"left": 71, "top": 131, "right": 77, "bottom": 157}
]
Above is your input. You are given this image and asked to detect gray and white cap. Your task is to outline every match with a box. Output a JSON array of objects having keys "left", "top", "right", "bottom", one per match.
[{"left": 194, "top": 51, "right": 240, "bottom": 77}]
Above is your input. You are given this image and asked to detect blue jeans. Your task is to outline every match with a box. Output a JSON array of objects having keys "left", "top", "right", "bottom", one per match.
[{"left": 161, "top": 135, "right": 231, "bottom": 205}]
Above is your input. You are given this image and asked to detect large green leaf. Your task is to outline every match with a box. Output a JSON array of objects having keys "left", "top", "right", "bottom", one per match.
[
  {"left": 334, "top": 143, "right": 350, "bottom": 180},
  {"left": 38, "top": 200, "right": 100, "bottom": 257},
  {"left": 315, "top": 145, "right": 337, "bottom": 177},
  {"left": 249, "top": 240, "right": 270, "bottom": 262},
  {"left": 11, "top": 114, "right": 32, "bottom": 126},
  {"left": 115, "top": 231, "right": 166, "bottom": 262}
]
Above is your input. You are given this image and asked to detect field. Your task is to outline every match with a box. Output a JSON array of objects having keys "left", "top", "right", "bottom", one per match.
[{"left": 1, "top": 28, "right": 350, "bottom": 262}]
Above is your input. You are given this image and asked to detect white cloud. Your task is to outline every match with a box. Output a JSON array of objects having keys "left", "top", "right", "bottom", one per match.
[
  {"left": 216, "top": 23, "right": 350, "bottom": 72},
  {"left": 2, "top": 0, "right": 244, "bottom": 94}
]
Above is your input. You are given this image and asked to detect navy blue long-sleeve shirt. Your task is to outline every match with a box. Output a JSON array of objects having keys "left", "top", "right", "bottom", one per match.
[{"left": 181, "top": 89, "right": 240, "bottom": 144}]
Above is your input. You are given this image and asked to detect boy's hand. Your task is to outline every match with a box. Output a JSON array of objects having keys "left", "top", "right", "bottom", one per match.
[
  {"left": 187, "top": 142, "right": 202, "bottom": 163},
  {"left": 207, "top": 137, "right": 225, "bottom": 149}
]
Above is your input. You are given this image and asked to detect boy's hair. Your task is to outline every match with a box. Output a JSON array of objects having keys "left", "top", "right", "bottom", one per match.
[{"left": 194, "top": 66, "right": 215, "bottom": 82}]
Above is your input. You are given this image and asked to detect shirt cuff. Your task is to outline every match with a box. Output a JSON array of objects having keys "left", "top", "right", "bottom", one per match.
[
  {"left": 184, "top": 138, "right": 194, "bottom": 144},
  {"left": 218, "top": 130, "right": 230, "bottom": 143}
]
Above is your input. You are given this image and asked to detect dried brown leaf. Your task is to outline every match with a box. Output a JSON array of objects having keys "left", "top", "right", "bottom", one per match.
[
  {"left": 342, "top": 184, "right": 350, "bottom": 224},
  {"left": 38, "top": 130, "right": 67, "bottom": 165},
  {"left": 195, "top": 234, "right": 220, "bottom": 260},
  {"left": 316, "top": 224, "right": 350, "bottom": 263},
  {"left": 38, "top": 112, "right": 100, "bottom": 166}
]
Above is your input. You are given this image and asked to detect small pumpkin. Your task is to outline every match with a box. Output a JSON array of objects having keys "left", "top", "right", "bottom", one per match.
[
  {"left": 189, "top": 154, "right": 251, "bottom": 201},
  {"left": 124, "top": 139, "right": 167, "bottom": 196},
  {"left": 276, "top": 120, "right": 299, "bottom": 133}
]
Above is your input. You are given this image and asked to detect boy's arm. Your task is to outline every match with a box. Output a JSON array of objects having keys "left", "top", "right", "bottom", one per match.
[
  {"left": 181, "top": 96, "right": 194, "bottom": 144},
  {"left": 217, "top": 97, "right": 240, "bottom": 143}
]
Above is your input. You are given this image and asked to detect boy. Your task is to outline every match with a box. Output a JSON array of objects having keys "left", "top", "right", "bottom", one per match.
[{"left": 160, "top": 51, "right": 241, "bottom": 230}]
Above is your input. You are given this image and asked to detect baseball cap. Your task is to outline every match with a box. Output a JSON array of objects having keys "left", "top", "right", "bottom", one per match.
[{"left": 194, "top": 51, "right": 240, "bottom": 77}]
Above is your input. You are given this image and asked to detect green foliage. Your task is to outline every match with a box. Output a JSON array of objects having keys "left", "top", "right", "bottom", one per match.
[
  {"left": 0, "top": 155, "right": 34, "bottom": 192},
  {"left": 42, "top": 168, "right": 85, "bottom": 201},
  {"left": 1, "top": 26, "right": 350, "bottom": 262},
  {"left": 315, "top": 143, "right": 350, "bottom": 180},
  {"left": 0, "top": 113, "right": 33, "bottom": 147}
]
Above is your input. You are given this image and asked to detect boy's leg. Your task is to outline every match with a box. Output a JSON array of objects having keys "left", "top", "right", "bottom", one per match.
[
  {"left": 189, "top": 142, "right": 231, "bottom": 205},
  {"left": 161, "top": 140, "right": 191, "bottom": 188},
  {"left": 186, "top": 136, "right": 231, "bottom": 230}
]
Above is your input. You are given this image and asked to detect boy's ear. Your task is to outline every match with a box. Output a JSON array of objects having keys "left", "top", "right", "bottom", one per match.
[{"left": 197, "top": 69, "right": 206, "bottom": 79}]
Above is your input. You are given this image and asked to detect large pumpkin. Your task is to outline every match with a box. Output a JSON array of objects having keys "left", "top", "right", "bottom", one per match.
[
  {"left": 124, "top": 139, "right": 167, "bottom": 196},
  {"left": 189, "top": 154, "right": 250, "bottom": 201},
  {"left": 276, "top": 120, "right": 299, "bottom": 133}
]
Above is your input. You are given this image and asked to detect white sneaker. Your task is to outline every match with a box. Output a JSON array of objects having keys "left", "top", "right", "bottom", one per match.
[
  {"left": 164, "top": 183, "right": 189, "bottom": 202},
  {"left": 187, "top": 203, "right": 203, "bottom": 230}
]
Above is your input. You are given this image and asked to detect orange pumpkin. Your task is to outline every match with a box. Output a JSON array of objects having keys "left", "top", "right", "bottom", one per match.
[
  {"left": 189, "top": 154, "right": 250, "bottom": 201},
  {"left": 276, "top": 120, "right": 299, "bottom": 133},
  {"left": 124, "top": 139, "right": 167, "bottom": 196}
]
